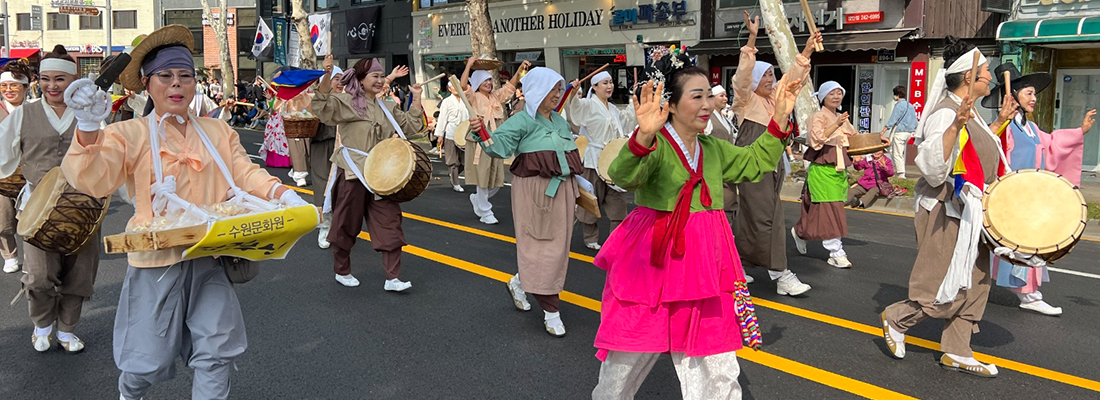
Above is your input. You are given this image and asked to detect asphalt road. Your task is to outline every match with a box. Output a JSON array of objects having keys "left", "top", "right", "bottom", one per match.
[{"left": 1, "top": 127, "right": 1099, "bottom": 399}]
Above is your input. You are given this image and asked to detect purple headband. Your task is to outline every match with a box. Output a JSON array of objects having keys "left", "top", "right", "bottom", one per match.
[{"left": 141, "top": 46, "right": 195, "bottom": 76}]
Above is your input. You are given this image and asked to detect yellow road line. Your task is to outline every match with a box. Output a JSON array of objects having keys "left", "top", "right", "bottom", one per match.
[
  {"left": 291, "top": 185, "right": 1100, "bottom": 391},
  {"left": 354, "top": 232, "right": 917, "bottom": 400}
]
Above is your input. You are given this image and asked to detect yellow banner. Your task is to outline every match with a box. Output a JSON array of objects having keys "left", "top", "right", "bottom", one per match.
[{"left": 182, "top": 205, "right": 320, "bottom": 261}]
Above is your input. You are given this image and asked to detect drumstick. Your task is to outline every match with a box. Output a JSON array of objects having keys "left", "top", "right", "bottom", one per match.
[
  {"left": 449, "top": 75, "right": 493, "bottom": 145},
  {"left": 221, "top": 101, "right": 255, "bottom": 108},
  {"left": 967, "top": 52, "right": 982, "bottom": 101},
  {"left": 420, "top": 73, "right": 447, "bottom": 85},
  {"left": 557, "top": 63, "right": 612, "bottom": 112},
  {"left": 1004, "top": 70, "right": 1012, "bottom": 98},
  {"left": 581, "top": 63, "right": 612, "bottom": 85},
  {"left": 800, "top": 0, "right": 824, "bottom": 52}
]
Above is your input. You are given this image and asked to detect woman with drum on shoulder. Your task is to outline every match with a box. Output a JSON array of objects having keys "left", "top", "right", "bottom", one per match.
[
  {"left": 470, "top": 67, "right": 586, "bottom": 337},
  {"left": 983, "top": 63, "right": 1097, "bottom": 316},
  {"left": 879, "top": 36, "right": 1017, "bottom": 378},
  {"left": 313, "top": 54, "right": 425, "bottom": 290},
  {"left": 0, "top": 60, "right": 34, "bottom": 274},
  {"left": 591, "top": 49, "right": 803, "bottom": 399},
  {"left": 0, "top": 46, "right": 101, "bottom": 354},
  {"left": 564, "top": 70, "right": 637, "bottom": 250},
  {"left": 60, "top": 26, "right": 307, "bottom": 398},
  {"left": 460, "top": 56, "right": 530, "bottom": 225},
  {"left": 790, "top": 81, "right": 859, "bottom": 269}
]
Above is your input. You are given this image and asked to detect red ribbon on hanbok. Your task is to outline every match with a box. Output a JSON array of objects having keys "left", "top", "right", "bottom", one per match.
[{"left": 651, "top": 128, "right": 712, "bottom": 267}]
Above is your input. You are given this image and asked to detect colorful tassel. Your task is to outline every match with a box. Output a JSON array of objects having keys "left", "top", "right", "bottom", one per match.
[{"left": 733, "top": 282, "right": 763, "bottom": 350}]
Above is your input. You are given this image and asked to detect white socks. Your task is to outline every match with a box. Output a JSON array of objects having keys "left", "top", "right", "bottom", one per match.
[
  {"left": 35, "top": 325, "right": 52, "bottom": 337},
  {"left": 57, "top": 331, "right": 77, "bottom": 342},
  {"left": 544, "top": 311, "right": 563, "bottom": 326}
]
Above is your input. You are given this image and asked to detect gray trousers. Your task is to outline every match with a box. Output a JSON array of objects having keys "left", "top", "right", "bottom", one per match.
[
  {"left": 22, "top": 231, "right": 101, "bottom": 332},
  {"left": 115, "top": 257, "right": 246, "bottom": 400},
  {"left": 0, "top": 195, "right": 17, "bottom": 260},
  {"left": 592, "top": 350, "right": 742, "bottom": 400},
  {"left": 577, "top": 168, "right": 627, "bottom": 244}
]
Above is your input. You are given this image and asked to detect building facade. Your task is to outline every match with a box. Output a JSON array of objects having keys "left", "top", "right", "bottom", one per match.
[
  {"left": 997, "top": 0, "right": 1100, "bottom": 171},
  {"left": 6, "top": 0, "right": 156, "bottom": 76},
  {"left": 159, "top": 0, "right": 258, "bottom": 83}
]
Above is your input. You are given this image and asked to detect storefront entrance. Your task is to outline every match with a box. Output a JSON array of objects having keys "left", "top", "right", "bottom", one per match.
[{"left": 1056, "top": 69, "right": 1100, "bottom": 170}]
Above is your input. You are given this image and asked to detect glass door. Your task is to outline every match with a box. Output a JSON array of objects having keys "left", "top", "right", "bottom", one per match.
[
  {"left": 868, "top": 64, "right": 911, "bottom": 134},
  {"left": 1055, "top": 69, "right": 1100, "bottom": 171}
]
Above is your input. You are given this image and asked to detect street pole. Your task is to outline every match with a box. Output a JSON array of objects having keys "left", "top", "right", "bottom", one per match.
[
  {"left": 2, "top": 2, "right": 10, "bottom": 58},
  {"left": 105, "top": 0, "right": 113, "bottom": 59}
]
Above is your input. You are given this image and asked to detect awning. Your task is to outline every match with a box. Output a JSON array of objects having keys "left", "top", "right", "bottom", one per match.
[
  {"left": 7, "top": 48, "right": 41, "bottom": 59},
  {"left": 997, "top": 17, "right": 1100, "bottom": 44},
  {"left": 691, "top": 29, "right": 915, "bottom": 56}
]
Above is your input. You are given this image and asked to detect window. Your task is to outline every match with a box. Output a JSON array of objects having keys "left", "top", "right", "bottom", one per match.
[
  {"left": 417, "top": 0, "right": 464, "bottom": 7},
  {"left": 16, "top": 13, "right": 32, "bottom": 31},
  {"left": 238, "top": 26, "right": 257, "bottom": 55},
  {"left": 48, "top": 13, "right": 69, "bottom": 30},
  {"left": 316, "top": 0, "right": 338, "bottom": 8},
  {"left": 114, "top": 11, "right": 137, "bottom": 29},
  {"left": 718, "top": 0, "right": 799, "bottom": 8},
  {"left": 79, "top": 58, "right": 102, "bottom": 78},
  {"left": 80, "top": 15, "right": 103, "bottom": 30}
]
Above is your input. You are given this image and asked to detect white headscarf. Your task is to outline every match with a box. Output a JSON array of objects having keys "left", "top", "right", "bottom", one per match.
[
  {"left": 751, "top": 61, "right": 774, "bottom": 91},
  {"left": 0, "top": 72, "right": 28, "bottom": 84},
  {"left": 40, "top": 58, "right": 78, "bottom": 75},
  {"left": 587, "top": 71, "right": 612, "bottom": 99},
  {"left": 913, "top": 48, "right": 987, "bottom": 145},
  {"left": 520, "top": 67, "right": 564, "bottom": 118},
  {"left": 814, "top": 81, "right": 845, "bottom": 110},
  {"left": 328, "top": 65, "right": 344, "bottom": 80},
  {"left": 711, "top": 85, "right": 726, "bottom": 96},
  {"left": 470, "top": 70, "right": 493, "bottom": 92}
]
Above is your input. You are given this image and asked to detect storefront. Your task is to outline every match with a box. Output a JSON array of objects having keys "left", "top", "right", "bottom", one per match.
[
  {"left": 64, "top": 45, "right": 127, "bottom": 77},
  {"left": 997, "top": 0, "right": 1100, "bottom": 171},
  {"left": 412, "top": 0, "right": 702, "bottom": 110}
]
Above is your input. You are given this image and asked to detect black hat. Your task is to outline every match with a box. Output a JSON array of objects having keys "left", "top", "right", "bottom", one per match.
[{"left": 982, "top": 62, "right": 1053, "bottom": 109}]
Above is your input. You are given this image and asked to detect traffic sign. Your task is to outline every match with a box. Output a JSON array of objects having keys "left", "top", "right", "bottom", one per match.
[
  {"left": 59, "top": 5, "right": 100, "bottom": 16},
  {"left": 30, "top": 5, "right": 43, "bottom": 30}
]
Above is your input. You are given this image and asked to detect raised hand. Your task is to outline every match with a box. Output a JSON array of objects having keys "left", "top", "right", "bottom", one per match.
[
  {"left": 389, "top": 66, "right": 410, "bottom": 80},
  {"left": 518, "top": 60, "right": 532, "bottom": 72},
  {"left": 803, "top": 31, "right": 824, "bottom": 57},
  {"left": 773, "top": 77, "right": 807, "bottom": 131},
  {"left": 997, "top": 90, "right": 1018, "bottom": 122},
  {"left": 1081, "top": 109, "right": 1097, "bottom": 133},
  {"left": 323, "top": 54, "right": 334, "bottom": 72},
  {"left": 633, "top": 80, "right": 668, "bottom": 143},
  {"left": 955, "top": 95, "right": 976, "bottom": 130},
  {"left": 743, "top": 11, "right": 759, "bottom": 34},
  {"left": 466, "top": 56, "right": 479, "bottom": 67},
  {"left": 470, "top": 116, "right": 484, "bottom": 133},
  {"left": 410, "top": 83, "right": 423, "bottom": 99}
]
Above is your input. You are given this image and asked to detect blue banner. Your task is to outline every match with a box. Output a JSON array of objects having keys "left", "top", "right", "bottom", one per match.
[{"left": 273, "top": 17, "right": 288, "bottom": 66}]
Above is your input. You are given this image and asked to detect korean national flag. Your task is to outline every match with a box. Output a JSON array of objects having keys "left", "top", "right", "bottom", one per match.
[
  {"left": 309, "top": 13, "right": 332, "bottom": 56},
  {"left": 252, "top": 18, "right": 275, "bottom": 58}
]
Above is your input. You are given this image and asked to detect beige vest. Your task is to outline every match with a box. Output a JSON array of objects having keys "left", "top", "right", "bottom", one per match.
[
  {"left": 20, "top": 101, "right": 76, "bottom": 186},
  {"left": 915, "top": 96, "right": 1001, "bottom": 202}
]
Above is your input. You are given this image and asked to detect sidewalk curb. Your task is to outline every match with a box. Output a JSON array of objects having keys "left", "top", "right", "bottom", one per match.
[{"left": 779, "top": 181, "right": 1100, "bottom": 241}]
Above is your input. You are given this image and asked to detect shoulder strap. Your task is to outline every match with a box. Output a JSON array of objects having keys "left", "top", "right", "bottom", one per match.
[{"left": 376, "top": 98, "right": 407, "bottom": 139}]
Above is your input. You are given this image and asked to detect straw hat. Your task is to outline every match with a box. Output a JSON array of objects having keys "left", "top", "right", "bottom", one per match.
[{"left": 120, "top": 25, "right": 195, "bottom": 91}]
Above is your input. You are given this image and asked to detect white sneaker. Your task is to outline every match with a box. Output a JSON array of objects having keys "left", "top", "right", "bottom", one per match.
[
  {"left": 384, "top": 278, "right": 412, "bottom": 292},
  {"left": 317, "top": 234, "right": 330, "bottom": 249},
  {"left": 294, "top": 178, "right": 307, "bottom": 186},
  {"left": 585, "top": 242, "right": 601, "bottom": 250},
  {"left": 335, "top": 274, "right": 360, "bottom": 287},
  {"left": 791, "top": 227, "right": 807, "bottom": 255},
  {"left": 428, "top": 148, "right": 440, "bottom": 155},
  {"left": 828, "top": 255, "right": 852, "bottom": 269},
  {"left": 3, "top": 258, "right": 19, "bottom": 273},
  {"left": 776, "top": 271, "right": 811, "bottom": 296},
  {"left": 57, "top": 331, "right": 84, "bottom": 354},
  {"left": 480, "top": 214, "right": 499, "bottom": 225},
  {"left": 32, "top": 332, "right": 52, "bottom": 352},
  {"left": 507, "top": 275, "right": 531, "bottom": 311},
  {"left": 744, "top": 272, "right": 755, "bottom": 284},
  {"left": 544, "top": 311, "right": 566, "bottom": 337},
  {"left": 1020, "top": 300, "right": 1063, "bottom": 316},
  {"left": 453, "top": 185, "right": 465, "bottom": 193}
]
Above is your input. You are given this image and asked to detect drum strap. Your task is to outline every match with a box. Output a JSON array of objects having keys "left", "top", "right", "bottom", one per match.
[
  {"left": 326, "top": 146, "right": 376, "bottom": 214},
  {"left": 376, "top": 99, "right": 407, "bottom": 140}
]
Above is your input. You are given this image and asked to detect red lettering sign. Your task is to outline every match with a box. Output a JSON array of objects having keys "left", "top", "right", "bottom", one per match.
[
  {"left": 613, "top": 54, "right": 627, "bottom": 63},
  {"left": 909, "top": 61, "right": 927, "bottom": 118},
  {"left": 710, "top": 67, "right": 721, "bottom": 86},
  {"left": 845, "top": 12, "right": 883, "bottom": 25}
]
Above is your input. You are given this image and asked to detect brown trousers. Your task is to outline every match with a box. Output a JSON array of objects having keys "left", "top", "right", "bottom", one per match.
[
  {"left": 577, "top": 168, "right": 627, "bottom": 244},
  {"left": 444, "top": 139, "right": 465, "bottom": 187},
  {"left": 328, "top": 170, "right": 406, "bottom": 279},
  {"left": 847, "top": 185, "right": 881, "bottom": 208},
  {"left": 883, "top": 300, "right": 977, "bottom": 357},
  {"left": 0, "top": 195, "right": 17, "bottom": 259},
  {"left": 289, "top": 138, "right": 309, "bottom": 173},
  {"left": 21, "top": 231, "right": 101, "bottom": 332},
  {"left": 534, "top": 294, "right": 560, "bottom": 313}
]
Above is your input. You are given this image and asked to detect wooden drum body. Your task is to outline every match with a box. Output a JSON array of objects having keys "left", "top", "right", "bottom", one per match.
[
  {"left": 0, "top": 166, "right": 26, "bottom": 198},
  {"left": 17, "top": 167, "right": 111, "bottom": 255},
  {"left": 363, "top": 138, "right": 432, "bottom": 203},
  {"left": 596, "top": 138, "right": 629, "bottom": 185},
  {"left": 982, "top": 169, "right": 1087, "bottom": 265}
]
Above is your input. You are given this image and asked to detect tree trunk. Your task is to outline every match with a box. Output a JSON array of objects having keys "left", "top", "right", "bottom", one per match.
[
  {"left": 200, "top": 0, "right": 235, "bottom": 98},
  {"left": 467, "top": 0, "right": 497, "bottom": 60},
  {"left": 759, "top": 0, "right": 817, "bottom": 138},
  {"left": 291, "top": 0, "right": 317, "bottom": 69}
]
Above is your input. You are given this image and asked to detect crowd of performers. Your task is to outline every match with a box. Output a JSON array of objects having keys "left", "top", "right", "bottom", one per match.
[{"left": 0, "top": 16, "right": 1096, "bottom": 398}]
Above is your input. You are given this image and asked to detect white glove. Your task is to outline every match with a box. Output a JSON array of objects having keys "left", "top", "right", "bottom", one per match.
[
  {"left": 63, "top": 78, "right": 112, "bottom": 132},
  {"left": 575, "top": 175, "right": 595, "bottom": 194},
  {"left": 279, "top": 189, "right": 309, "bottom": 208}
]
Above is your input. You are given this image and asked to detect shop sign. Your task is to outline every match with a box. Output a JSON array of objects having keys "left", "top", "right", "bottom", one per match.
[
  {"left": 858, "top": 69, "right": 874, "bottom": 133},
  {"left": 437, "top": 9, "right": 604, "bottom": 38},
  {"left": 418, "top": 20, "right": 433, "bottom": 50},
  {"left": 909, "top": 61, "right": 927, "bottom": 117},
  {"left": 12, "top": 40, "right": 40, "bottom": 48},
  {"left": 49, "top": 0, "right": 95, "bottom": 6},
  {"left": 65, "top": 45, "right": 104, "bottom": 54},
  {"left": 610, "top": 1, "right": 695, "bottom": 31},
  {"left": 875, "top": 49, "right": 895, "bottom": 63},
  {"left": 515, "top": 51, "right": 542, "bottom": 62},
  {"left": 562, "top": 48, "right": 625, "bottom": 56},
  {"left": 424, "top": 55, "right": 471, "bottom": 62},
  {"left": 59, "top": 5, "right": 99, "bottom": 17},
  {"left": 614, "top": 54, "right": 627, "bottom": 63},
  {"left": 202, "top": 13, "right": 236, "bottom": 26},
  {"left": 845, "top": 12, "right": 883, "bottom": 25},
  {"left": 273, "top": 16, "right": 288, "bottom": 66},
  {"left": 346, "top": 7, "right": 380, "bottom": 54},
  {"left": 710, "top": 67, "right": 721, "bottom": 86},
  {"left": 725, "top": 7, "right": 845, "bottom": 33}
]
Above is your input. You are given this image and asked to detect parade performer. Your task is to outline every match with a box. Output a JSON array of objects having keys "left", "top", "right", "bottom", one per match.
[
  {"left": 706, "top": 84, "right": 741, "bottom": 242},
  {"left": 791, "top": 81, "right": 856, "bottom": 269},
  {"left": 471, "top": 67, "right": 586, "bottom": 337},
  {"left": 880, "top": 36, "right": 1017, "bottom": 377},
  {"left": 314, "top": 64, "right": 343, "bottom": 249},
  {"left": 983, "top": 62, "right": 1096, "bottom": 316},
  {"left": 59, "top": 26, "right": 308, "bottom": 399},
  {"left": 0, "top": 60, "right": 33, "bottom": 273},
  {"left": 731, "top": 11, "right": 819, "bottom": 295},
  {"left": 0, "top": 46, "right": 100, "bottom": 353},
  {"left": 591, "top": 50, "right": 803, "bottom": 400},
  {"left": 565, "top": 71, "right": 637, "bottom": 249},
  {"left": 460, "top": 57, "right": 530, "bottom": 225},
  {"left": 435, "top": 75, "right": 468, "bottom": 192},
  {"left": 285, "top": 88, "right": 313, "bottom": 186},
  {"left": 313, "top": 55, "right": 425, "bottom": 290}
]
